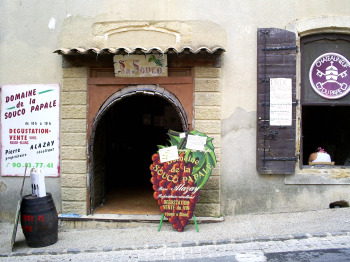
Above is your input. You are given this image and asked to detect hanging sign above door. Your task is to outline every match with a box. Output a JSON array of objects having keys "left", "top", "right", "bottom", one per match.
[
  {"left": 309, "top": 52, "right": 350, "bottom": 99},
  {"left": 114, "top": 54, "right": 168, "bottom": 77}
]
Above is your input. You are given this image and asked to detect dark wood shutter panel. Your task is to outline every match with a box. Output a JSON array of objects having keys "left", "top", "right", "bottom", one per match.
[{"left": 257, "top": 28, "right": 297, "bottom": 174}]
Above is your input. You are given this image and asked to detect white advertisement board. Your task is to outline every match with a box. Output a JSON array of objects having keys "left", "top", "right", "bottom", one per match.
[
  {"left": 1, "top": 84, "right": 60, "bottom": 177},
  {"left": 270, "top": 78, "right": 292, "bottom": 126}
]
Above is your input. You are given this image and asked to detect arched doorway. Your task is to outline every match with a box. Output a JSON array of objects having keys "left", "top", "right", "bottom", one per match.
[{"left": 88, "top": 85, "right": 189, "bottom": 215}]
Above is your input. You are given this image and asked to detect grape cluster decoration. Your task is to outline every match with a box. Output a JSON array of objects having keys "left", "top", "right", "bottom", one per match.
[{"left": 150, "top": 130, "right": 216, "bottom": 232}]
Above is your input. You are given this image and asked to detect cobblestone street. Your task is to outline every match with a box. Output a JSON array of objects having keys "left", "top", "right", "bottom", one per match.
[
  {"left": 1, "top": 209, "right": 350, "bottom": 261},
  {"left": 1, "top": 232, "right": 350, "bottom": 261}
]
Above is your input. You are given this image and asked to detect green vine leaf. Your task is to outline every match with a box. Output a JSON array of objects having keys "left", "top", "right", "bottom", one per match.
[
  {"left": 186, "top": 130, "right": 216, "bottom": 189},
  {"left": 159, "top": 129, "right": 217, "bottom": 189},
  {"left": 148, "top": 55, "right": 156, "bottom": 63},
  {"left": 195, "top": 153, "right": 215, "bottom": 189},
  {"left": 169, "top": 135, "right": 182, "bottom": 147}
]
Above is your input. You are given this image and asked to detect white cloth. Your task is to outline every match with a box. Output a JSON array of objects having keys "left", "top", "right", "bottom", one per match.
[{"left": 312, "top": 152, "right": 331, "bottom": 163}]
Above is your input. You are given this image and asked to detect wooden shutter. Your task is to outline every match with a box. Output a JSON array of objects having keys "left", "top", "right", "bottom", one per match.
[{"left": 257, "top": 28, "right": 297, "bottom": 174}]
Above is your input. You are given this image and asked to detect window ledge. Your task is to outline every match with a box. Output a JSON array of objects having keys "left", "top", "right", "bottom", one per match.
[{"left": 285, "top": 165, "right": 350, "bottom": 185}]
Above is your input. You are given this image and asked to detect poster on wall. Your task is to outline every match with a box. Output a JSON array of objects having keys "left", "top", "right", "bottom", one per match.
[
  {"left": 309, "top": 52, "right": 350, "bottom": 100},
  {"left": 1, "top": 84, "right": 60, "bottom": 177},
  {"left": 270, "top": 78, "right": 292, "bottom": 126},
  {"left": 150, "top": 130, "right": 217, "bottom": 232}
]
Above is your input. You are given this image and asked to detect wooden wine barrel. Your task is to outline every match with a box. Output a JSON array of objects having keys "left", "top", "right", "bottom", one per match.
[{"left": 20, "top": 193, "right": 58, "bottom": 248}]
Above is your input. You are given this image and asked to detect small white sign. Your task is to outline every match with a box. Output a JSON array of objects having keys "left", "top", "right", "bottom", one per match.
[
  {"left": 159, "top": 146, "right": 179, "bottom": 163},
  {"left": 179, "top": 133, "right": 186, "bottom": 139},
  {"left": 270, "top": 78, "right": 292, "bottom": 126},
  {"left": 186, "top": 135, "right": 207, "bottom": 151}
]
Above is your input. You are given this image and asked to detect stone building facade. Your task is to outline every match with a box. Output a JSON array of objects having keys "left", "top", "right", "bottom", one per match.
[{"left": 1, "top": 0, "right": 350, "bottom": 222}]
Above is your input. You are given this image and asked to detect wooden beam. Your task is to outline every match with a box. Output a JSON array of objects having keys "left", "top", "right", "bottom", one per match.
[{"left": 59, "top": 53, "right": 223, "bottom": 68}]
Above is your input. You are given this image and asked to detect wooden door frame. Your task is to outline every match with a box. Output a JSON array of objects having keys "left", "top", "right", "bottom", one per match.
[{"left": 86, "top": 68, "right": 194, "bottom": 214}]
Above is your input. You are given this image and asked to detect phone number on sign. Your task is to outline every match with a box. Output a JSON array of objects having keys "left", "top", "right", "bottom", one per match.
[{"left": 7, "top": 163, "right": 54, "bottom": 168}]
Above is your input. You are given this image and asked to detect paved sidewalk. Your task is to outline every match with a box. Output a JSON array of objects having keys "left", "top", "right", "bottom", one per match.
[
  {"left": 0, "top": 208, "right": 350, "bottom": 260},
  {"left": 1, "top": 233, "right": 350, "bottom": 261}
]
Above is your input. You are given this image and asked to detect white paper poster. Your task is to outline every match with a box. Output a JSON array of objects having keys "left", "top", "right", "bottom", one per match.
[
  {"left": 1, "top": 84, "right": 60, "bottom": 176},
  {"left": 186, "top": 135, "right": 207, "bottom": 151},
  {"left": 270, "top": 78, "right": 292, "bottom": 126},
  {"left": 159, "top": 146, "right": 179, "bottom": 163}
]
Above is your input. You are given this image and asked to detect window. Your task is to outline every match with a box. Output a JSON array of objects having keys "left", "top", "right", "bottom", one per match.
[{"left": 301, "top": 34, "right": 350, "bottom": 167}]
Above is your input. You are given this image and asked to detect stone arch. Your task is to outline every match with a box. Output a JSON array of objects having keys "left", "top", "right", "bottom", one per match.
[
  {"left": 88, "top": 84, "right": 189, "bottom": 214},
  {"left": 286, "top": 16, "right": 350, "bottom": 37}
]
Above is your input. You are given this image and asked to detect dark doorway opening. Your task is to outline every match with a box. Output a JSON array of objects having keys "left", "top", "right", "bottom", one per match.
[
  {"left": 92, "top": 94, "right": 183, "bottom": 214},
  {"left": 302, "top": 105, "right": 350, "bottom": 165}
]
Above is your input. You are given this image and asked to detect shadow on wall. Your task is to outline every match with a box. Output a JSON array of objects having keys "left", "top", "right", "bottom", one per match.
[
  {"left": 329, "top": 200, "right": 349, "bottom": 209},
  {"left": 221, "top": 107, "right": 256, "bottom": 174},
  {"left": 222, "top": 107, "right": 256, "bottom": 137},
  {"left": 0, "top": 181, "right": 7, "bottom": 193},
  {"left": 221, "top": 107, "right": 257, "bottom": 215}
]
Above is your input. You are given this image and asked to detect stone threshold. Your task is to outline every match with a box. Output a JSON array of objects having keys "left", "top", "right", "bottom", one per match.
[{"left": 58, "top": 213, "right": 224, "bottom": 223}]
